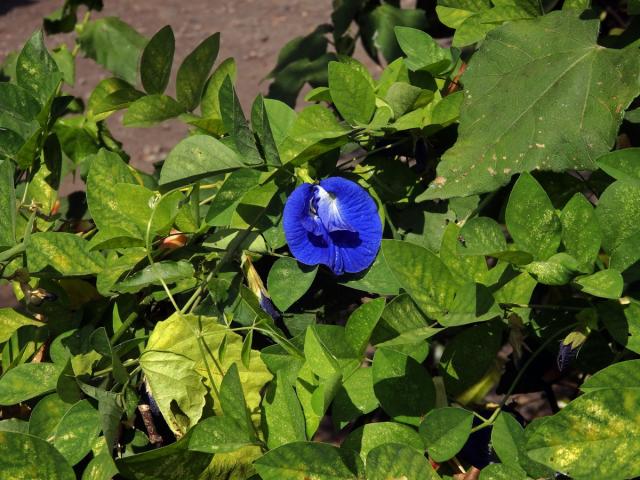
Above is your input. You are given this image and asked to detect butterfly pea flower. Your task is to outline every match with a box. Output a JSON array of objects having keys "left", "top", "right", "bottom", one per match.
[{"left": 283, "top": 177, "right": 382, "bottom": 275}]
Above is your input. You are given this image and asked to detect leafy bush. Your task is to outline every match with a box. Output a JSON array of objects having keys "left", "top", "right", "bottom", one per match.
[{"left": 1, "top": 0, "right": 640, "bottom": 479}]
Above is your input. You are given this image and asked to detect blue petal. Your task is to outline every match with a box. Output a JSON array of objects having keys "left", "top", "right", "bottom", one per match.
[
  {"left": 283, "top": 183, "right": 331, "bottom": 267},
  {"left": 320, "top": 177, "right": 383, "bottom": 274}
]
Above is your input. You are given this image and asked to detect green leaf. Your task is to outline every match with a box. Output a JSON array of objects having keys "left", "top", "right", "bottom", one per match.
[
  {"left": 366, "top": 443, "right": 440, "bottom": 480},
  {"left": 304, "top": 326, "right": 342, "bottom": 379},
  {"left": 345, "top": 298, "right": 385, "bottom": 357},
  {"left": 0, "top": 363, "right": 63, "bottom": 405},
  {"left": 159, "top": 135, "right": 245, "bottom": 187},
  {"left": 342, "top": 421, "right": 424, "bottom": 460},
  {"left": 597, "top": 147, "right": 640, "bottom": 184},
  {"left": 116, "top": 435, "right": 212, "bottom": 480},
  {"left": 560, "top": 193, "right": 601, "bottom": 266},
  {"left": 267, "top": 257, "right": 317, "bottom": 312},
  {"left": 254, "top": 441, "right": 360, "bottom": 480},
  {"left": 82, "top": 448, "right": 118, "bottom": 480},
  {"left": 490, "top": 410, "right": 551, "bottom": 478},
  {"left": 114, "top": 260, "right": 195, "bottom": 294},
  {"left": 505, "top": 173, "right": 561, "bottom": 260},
  {"left": 205, "top": 168, "right": 261, "bottom": 226},
  {"left": 188, "top": 365, "right": 254, "bottom": 453},
  {"left": 435, "top": 4, "right": 493, "bottom": 48},
  {"left": 28, "top": 394, "right": 70, "bottom": 439},
  {"left": 78, "top": 17, "right": 147, "bottom": 85},
  {"left": 251, "top": 94, "right": 281, "bottom": 166},
  {"left": 479, "top": 463, "right": 527, "bottom": 480},
  {"left": 140, "top": 25, "right": 174, "bottom": 95},
  {"left": 339, "top": 249, "right": 401, "bottom": 296},
  {"left": 439, "top": 322, "right": 502, "bottom": 397},
  {"left": 0, "top": 419, "right": 28, "bottom": 433},
  {"left": 375, "top": 294, "right": 431, "bottom": 351},
  {"left": 139, "top": 350, "right": 206, "bottom": 437},
  {"left": 295, "top": 363, "right": 340, "bottom": 437},
  {"left": 123, "top": 94, "right": 185, "bottom": 127},
  {"left": 0, "top": 128, "right": 28, "bottom": 159},
  {"left": 491, "top": 413, "right": 524, "bottom": 469},
  {"left": 241, "top": 329, "right": 253, "bottom": 369},
  {"left": 176, "top": 32, "right": 219, "bottom": 111},
  {"left": 86, "top": 149, "right": 137, "bottom": 240},
  {"left": 0, "top": 432, "right": 75, "bottom": 480},
  {"left": 31, "top": 398, "right": 101, "bottom": 465},
  {"left": 573, "top": 269, "right": 623, "bottom": 299},
  {"left": 228, "top": 180, "right": 279, "bottom": 229},
  {"left": 596, "top": 180, "right": 640, "bottom": 271},
  {"left": 395, "top": 26, "right": 452, "bottom": 74},
  {"left": 373, "top": 347, "right": 435, "bottom": 426},
  {"left": 263, "top": 98, "right": 297, "bottom": 148},
  {"left": 16, "top": 30, "right": 61, "bottom": 104},
  {"left": 201, "top": 58, "right": 237, "bottom": 120},
  {"left": 0, "top": 308, "right": 41, "bottom": 344},
  {"left": 188, "top": 415, "right": 253, "bottom": 454},
  {"left": 332, "top": 367, "right": 378, "bottom": 429},
  {"left": 359, "top": 3, "right": 428, "bottom": 63},
  {"left": 328, "top": 61, "right": 376, "bottom": 124},
  {"left": 457, "top": 217, "right": 506, "bottom": 256},
  {"left": 442, "top": 282, "right": 501, "bottom": 326},
  {"left": 580, "top": 359, "right": 640, "bottom": 393},
  {"left": 563, "top": 0, "right": 592, "bottom": 10},
  {"left": 384, "top": 82, "right": 423, "bottom": 119},
  {"left": 0, "top": 82, "right": 40, "bottom": 143},
  {"left": 26, "top": 232, "right": 105, "bottom": 276},
  {"left": 262, "top": 372, "right": 307, "bottom": 449},
  {"left": 279, "top": 105, "right": 348, "bottom": 165},
  {"left": 382, "top": 239, "right": 455, "bottom": 321},
  {"left": 419, "top": 407, "right": 473, "bottom": 462},
  {"left": 87, "top": 77, "right": 144, "bottom": 121},
  {"left": 525, "top": 388, "right": 640, "bottom": 479},
  {"left": 525, "top": 253, "right": 581, "bottom": 286},
  {"left": 601, "top": 301, "right": 640, "bottom": 355},
  {"left": 375, "top": 327, "right": 440, "bottom": 354},
  {"left": 440, "top": 222, "right": 488, "bottom": 284},
  {"left": 420, "top": 12, "right": 640, "bottom": 199},
  {"left": 219, "top": 76, "right": 263, "bottom": 165},
  {"left": 304, "top": 86, "right": 332, "bottom": 103}
]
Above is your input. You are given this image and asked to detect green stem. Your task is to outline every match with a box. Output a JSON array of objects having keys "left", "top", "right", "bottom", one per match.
[
  {"left": 0, "top": 210, "right": 36, "bottom": 265},
  {"left": 145, "top": 194, "right": 180, "bottom": 312},
  {"left": 192, "top": 183, "right": 201, "bottom": 228},
  {"left": 466, "top": 190, "right": 498, "bottom": 221},
  {"left": 0, "top": 243, "right": 26, "bottom": 264},
  {"left": 94, "top": 358, "right": 139, "bottom": 377},
  {"left": 110, "top": 312, "right": 139, "bottom": 344},
  {"left": 500, "top": 302, "right": 584, "bottom": 312}
]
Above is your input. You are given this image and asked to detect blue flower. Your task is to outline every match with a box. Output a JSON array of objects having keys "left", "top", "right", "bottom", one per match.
[{"left": 283, "top": 177, "right": 382, "bottom": 275}]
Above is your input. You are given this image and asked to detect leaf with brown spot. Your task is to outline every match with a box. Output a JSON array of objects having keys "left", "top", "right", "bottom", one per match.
[{"left": 418, "top": 12, "right": 640, "bottom": 200}]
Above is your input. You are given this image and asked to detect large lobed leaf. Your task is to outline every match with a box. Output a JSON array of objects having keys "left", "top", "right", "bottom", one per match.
[
  {"left": 140, "top": 313, "right": 271, "bottom": 436},
  {"left": 420, "top": 11, "right": 640, "bottom": 199}
]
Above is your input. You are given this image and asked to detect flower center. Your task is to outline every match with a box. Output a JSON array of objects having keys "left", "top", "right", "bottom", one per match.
[{"left": 309, "top": 185, "right": 355, "bottom": 233}]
